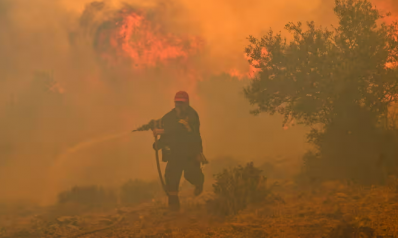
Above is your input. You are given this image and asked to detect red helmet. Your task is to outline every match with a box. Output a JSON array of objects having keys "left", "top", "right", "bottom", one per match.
[{"left": 174, "top": 91, "right": 189, "bottom": 102}]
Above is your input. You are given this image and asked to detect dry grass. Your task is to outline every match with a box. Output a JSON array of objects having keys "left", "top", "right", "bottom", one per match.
[
  {"left": 120, "top": 179, "right": 161, "bottom": 206},
  {"left": 2, "top": 176, "right": 398, "bottom": 237}
]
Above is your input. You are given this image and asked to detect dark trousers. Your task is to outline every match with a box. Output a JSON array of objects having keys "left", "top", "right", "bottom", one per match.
[{"left": 164, "top": 157, "right": 204, "bottom": 194}]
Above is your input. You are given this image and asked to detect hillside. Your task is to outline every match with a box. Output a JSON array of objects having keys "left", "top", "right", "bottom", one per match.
[{"left": 2, "top": 177, "right": 398, "bottom": 238}]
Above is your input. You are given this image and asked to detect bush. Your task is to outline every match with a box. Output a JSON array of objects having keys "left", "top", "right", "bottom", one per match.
[
  {"left": 57, "top": 185, "right": 117, "bottom": 208},
  {"left": 56, "top": 179, "right": 162, "bottom": 211},
  {"left": 301, "top": 125, "right": 398, "bottom": 185},
  {"left": 203, "top": 156, "right": 240, "bottom": 178},
  {"left": 296, "top": 151, "right": 323, "bottom": 184},
  {"left": 120, "top": 179, "right": 161, "bottom": 205},
  {"left": 206, "top": 162, "right": 268, "bottom": 216}
]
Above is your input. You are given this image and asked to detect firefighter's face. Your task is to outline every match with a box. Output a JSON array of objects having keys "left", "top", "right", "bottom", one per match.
[{"left": 175, "top": 101, "right": 189, "bottom": 111}]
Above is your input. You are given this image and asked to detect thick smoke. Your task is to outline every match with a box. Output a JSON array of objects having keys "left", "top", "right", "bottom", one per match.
[{"left": 0, "top": 0, "right": 395, "bottom": 204}]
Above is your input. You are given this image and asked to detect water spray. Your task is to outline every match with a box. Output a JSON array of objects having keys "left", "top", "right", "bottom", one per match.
[{"left": 42, "top": 131, "right": 131, "bottom": 205}]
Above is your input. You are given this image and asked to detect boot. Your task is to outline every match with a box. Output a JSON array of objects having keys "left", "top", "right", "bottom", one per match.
[{"left": 168, "top": 195, "right": 180, "bottom": 211}]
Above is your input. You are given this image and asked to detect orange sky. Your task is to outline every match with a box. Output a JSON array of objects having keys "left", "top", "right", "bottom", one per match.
[{"left": 0, "top": 0, "right": 396, "bottom": 204}]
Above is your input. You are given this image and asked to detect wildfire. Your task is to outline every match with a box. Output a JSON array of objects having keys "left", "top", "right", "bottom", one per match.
[
  {"left": 92, "top": 1, "right": 396, "bottom": 79},
  {"left": 94, "top": 8, "right": 204, "bottom": 71},
  {"left": 227, "top": 56, "right": 261, "bottom": 79},
  {"left": 373, "top": 0, "right": 398, "bottom": 24},
  {"left": 90, "top": 4, "right": 260, "bottom": 80},
  {"left": 227, "top": 65, "right": 260, "bottom": 79},
  {"left": 229, "top": 48, "right": 267, "bottom": 79}
]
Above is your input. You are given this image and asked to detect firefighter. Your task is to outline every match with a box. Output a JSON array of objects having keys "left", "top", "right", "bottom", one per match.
[{"left": 152, "top": 91, "right": 205, "bottom": 211}]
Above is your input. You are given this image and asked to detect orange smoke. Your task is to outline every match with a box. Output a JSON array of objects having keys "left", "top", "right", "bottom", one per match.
[
  {"left": 228, "top": 53, "right": 263, "bottom": 79},
  {"left": 95, "top": 7, "right": 204, "bottom": 72},
  {"left": 91, "top": 4, "right": 259, "bottom": 80},
  {"left": 228, "top": 46, "right": 268, "bottom": 79},
  {"left": 373, "top": 0, "right": 398, "bottom": 23}
]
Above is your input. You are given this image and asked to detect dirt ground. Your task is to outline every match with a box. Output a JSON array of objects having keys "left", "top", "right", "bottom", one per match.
[{"left": 1, "top": 177, "right": 398, "bottom": 238}]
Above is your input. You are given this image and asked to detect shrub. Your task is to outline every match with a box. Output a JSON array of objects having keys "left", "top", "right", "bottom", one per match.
[
  {"left": 206, "top": 162, "right": 268, "bottom": 216},
  {"left": 120, "top": 179, "right": 161, "bottom": 205},
  {"left": 204, "top": 156, "right": 240, "bottom": 176},
  {"left": 57, "top": 185, "right": 117, "bottom": 208}
]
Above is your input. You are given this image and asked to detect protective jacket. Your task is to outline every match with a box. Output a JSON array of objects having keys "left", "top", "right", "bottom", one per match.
[{"left": 154, "top": 106, "right": 203, "bottom": 161}]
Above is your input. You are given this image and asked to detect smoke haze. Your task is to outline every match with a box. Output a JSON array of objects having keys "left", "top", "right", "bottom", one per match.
[{"left": 0, "top": 0, "right": 395, "bottom": 204}]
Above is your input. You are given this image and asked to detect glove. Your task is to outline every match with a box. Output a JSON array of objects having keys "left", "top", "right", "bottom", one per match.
[
  {"left": 178, "top": 119, "right": 192, "bottom": 132},
  {"left": 152, "top": 128, "right": 164, "bottom": 136},
  {"left": 153, "top": 142, "right": 159, "bottom": 150},
  {"left": 153, "top": 140, "right": 170, "bottom": 151},
  {"left": 196, "top": 153, "right": 209, "bottom": 165}
]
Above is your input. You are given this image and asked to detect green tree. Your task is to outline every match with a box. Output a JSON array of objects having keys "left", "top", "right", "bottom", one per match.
[{"left": 244, "top": 0, "right": 398, "bottom": 183}]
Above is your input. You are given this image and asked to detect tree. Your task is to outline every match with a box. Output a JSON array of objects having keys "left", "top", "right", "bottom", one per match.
[
  {"left": 245, "top": 0, "right": 398, "bottom": 126},
  {"left": 244, "top": 0, "right": 398, "bottom": 183}
]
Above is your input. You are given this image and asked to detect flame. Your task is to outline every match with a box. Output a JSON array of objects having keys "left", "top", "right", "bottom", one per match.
[
  {"left": 227, "top": 65, "right": 260, "bottom": 79},
  {"left": 95, "top": 8, "right": 204, "bottom": 72},
  {"left": 49, "top": 82, "right": 65, "bottom": 94},
  {"left": 227, "top": 48, "right": 266, "bottom": 79},
  {"left": 91, "top": 5, "right": 262, "bottom": 81}
]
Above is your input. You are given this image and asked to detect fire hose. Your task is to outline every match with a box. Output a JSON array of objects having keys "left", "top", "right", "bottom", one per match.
[
  {"left": 153, "top": 121, "right": 169, "bottom": 197},
  {"left": 132, "top": 119, "right": 169, "bottom": 196},
  {"left": 132, "top": 119, "right": 208, "bottom": 197}
]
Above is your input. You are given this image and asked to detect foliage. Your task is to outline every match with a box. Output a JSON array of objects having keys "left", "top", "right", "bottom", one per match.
[
  {"left": 203, "top": 156, "right": 241, "bottom": 178},
  {"left": 206, "top": 162, "right": 268, "bottom": 216},
  {"left": 244, "top": 0, "right": 398, "bottom": 128},
  {"left": 8, "top": 180, "right": 398, "bottom": 237},
  {"left": 120, "top": 179, "right": 161, "bottom": 205},
  {"left": 244, "top": 0, "right": 398, "bottom": 184},
  {"left": 57, "top": 185, "right": 117, "bottom": 208},
  {"left": 56, "top": 180, "right": 160, "bottom": 210}
]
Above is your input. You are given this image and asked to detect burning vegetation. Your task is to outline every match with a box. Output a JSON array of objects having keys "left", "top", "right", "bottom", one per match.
[
  {"left": 3, "top": 0, "right": 398, "bottom": 237},
  {"left": 92, "top": 5, "right": 204, "bottom": 71},
  {"left": 78, "top": 1, "right": 258, "bottom": 80}
]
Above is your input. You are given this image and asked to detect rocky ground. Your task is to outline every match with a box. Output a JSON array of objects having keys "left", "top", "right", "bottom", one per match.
[{"left": 2, "top": 178, "right": 398, "bottom": 238}]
